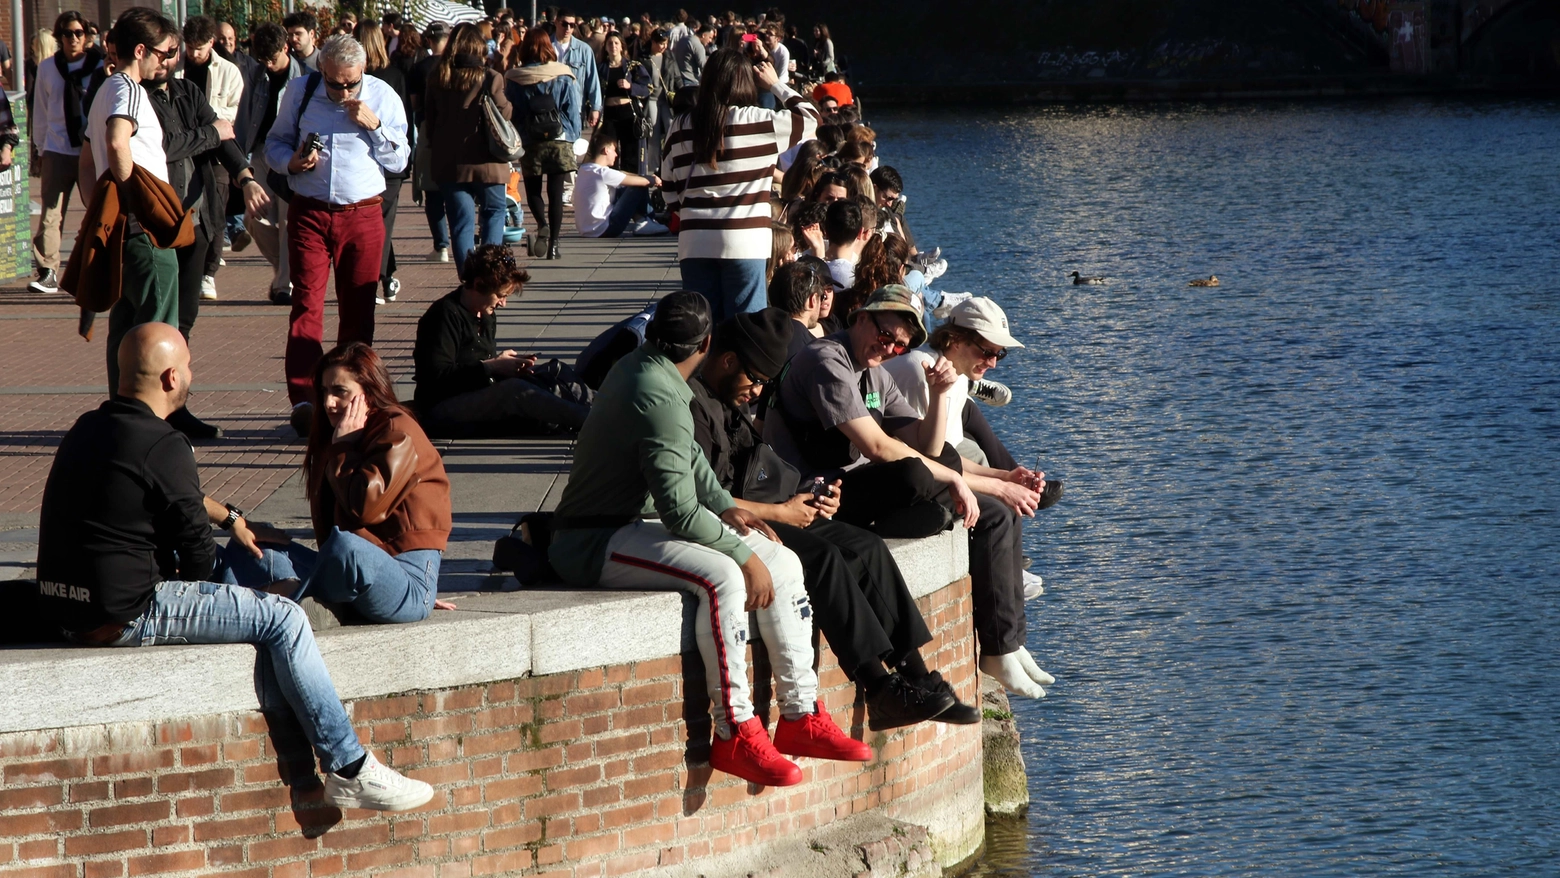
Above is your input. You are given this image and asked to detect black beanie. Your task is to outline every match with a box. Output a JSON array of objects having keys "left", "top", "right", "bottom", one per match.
[
  {"left": 647, "top": 290, "right": 712, "bottom": 347},
  {"left": 719, "top": 307, "right": 793, "bottom": 380}
]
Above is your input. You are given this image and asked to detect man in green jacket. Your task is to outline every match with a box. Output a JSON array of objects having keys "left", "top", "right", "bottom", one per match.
[{"left": 550, "top": 291, "right": 872, "bottom": 788}]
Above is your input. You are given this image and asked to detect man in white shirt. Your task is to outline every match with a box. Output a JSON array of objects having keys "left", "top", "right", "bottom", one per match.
[
  {"left": 573, "top": 130, "right": 665, "bottom": 238},
  {"left": 79, "top": 7, "right": 180, "bottom": 394},
  {"left": 29, "top": 12, "right": 104, "bottom": 294}
]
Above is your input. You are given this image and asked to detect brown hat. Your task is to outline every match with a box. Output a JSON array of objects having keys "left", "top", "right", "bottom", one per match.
[{"left": 851, "top": 284, "right": 927, "bottom": 349}]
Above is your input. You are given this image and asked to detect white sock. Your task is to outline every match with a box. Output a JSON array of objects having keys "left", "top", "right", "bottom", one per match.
[
  {"left": 1015, "top": 647, "right": 1056, "bottom": 686},
  {"left": 980, "top": 652, "right": 1046, "bottom": 699}
]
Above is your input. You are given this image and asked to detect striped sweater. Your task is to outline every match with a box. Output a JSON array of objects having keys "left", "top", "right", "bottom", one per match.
[{"left": 661, "top": 83, "right": 819, "bottom": 260}]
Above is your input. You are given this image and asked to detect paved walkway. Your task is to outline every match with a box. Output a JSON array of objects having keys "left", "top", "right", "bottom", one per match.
[{"left": 0, "top": 183, "right": 682, "bottom": 580}]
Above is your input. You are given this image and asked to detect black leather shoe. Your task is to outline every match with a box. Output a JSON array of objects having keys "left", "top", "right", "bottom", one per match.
[
  {"left": 289, "top": 402, "right": 313, "bottom": 438},
  {"left": 167, "top": 406, "right": 222, "bottom": 440},
  {"left": 546, "top": 238, "right": 561, "bottom": 261},
  {"left": 268, "top": 287, "right": 292, "bottom": 306},
  {"left": 1038, "top": 479, "right": 1064, "bottom": 510},
  {"left": 905, "top": 670, "right": 981, "bottom": 725},
  {"left": 865, "top": 673, "right": 956, "bottom": 731}
]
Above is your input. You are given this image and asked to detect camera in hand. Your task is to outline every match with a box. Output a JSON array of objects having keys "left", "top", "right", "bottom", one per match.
[{"left": 303, "top": 132, "right": 323, "bottom": 160}]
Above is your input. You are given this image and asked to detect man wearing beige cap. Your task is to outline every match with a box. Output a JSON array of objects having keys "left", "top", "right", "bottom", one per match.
[{"left": 882, "top": 295, "right": 1060, "bottom": 699}]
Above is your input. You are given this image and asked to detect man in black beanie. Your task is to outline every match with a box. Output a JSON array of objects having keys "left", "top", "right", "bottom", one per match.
[
  {"left": 549, "top": 292, "right": 873, "bottom": 789},
  {"left": 690, "top": 308, "right": 980, "bottom": 731}
]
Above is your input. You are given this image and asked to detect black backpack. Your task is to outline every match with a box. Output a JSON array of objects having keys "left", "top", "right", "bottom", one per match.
[{"left": 523, "top": 86, "right": 563, "bottom": 141}]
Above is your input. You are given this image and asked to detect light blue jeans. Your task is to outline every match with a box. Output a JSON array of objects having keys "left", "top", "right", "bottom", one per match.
[
  {"left": 442, "top": 182, "right": 508, "bottom": 275},
  {"left": 679, "top": 258, "right": 769, "bottom": 324},
  {"left": 103, "top": 580, "right": 364, "bottom": 773},
  {"left": 220, "top": 527, "right": 440, "bottom": 624}
]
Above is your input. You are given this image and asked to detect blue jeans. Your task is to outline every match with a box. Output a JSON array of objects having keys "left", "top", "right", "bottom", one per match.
[
  {"left": 679, "top": 258, "right": 769, "bottom": 323},
  {"left": 221, "top": 528, "right": 440, "bottom": 624},
  {"left": 424, "top": 193, "right": 450, "bottom": 250},
  {"left": 225, "top": 215, "right": 247, "bottom": 240},
  {"left": 591, "top": 187, "right": 649, "bottom": 239},
  {"left": 103, "top": 580, "right": 364, "bottom": 773},
  {"left": 442, "top": 183, "right": 507, "bottom": 274}
]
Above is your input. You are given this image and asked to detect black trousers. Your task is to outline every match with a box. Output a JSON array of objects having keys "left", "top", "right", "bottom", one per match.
[
  {"left": 769, "top": 517, "right": 932, "bottom": 678},
  {"left": 602, "top": 103, "right": 639, "bottom": 172},
  {"left": 177, "top": 221, "right": 214, "bottom": 340},
  {"left": 380, "top": 177, "right": 403, "bottom": 287},
  {"left": 837, "top": 446, "right": 1027, "bottom": 656}
]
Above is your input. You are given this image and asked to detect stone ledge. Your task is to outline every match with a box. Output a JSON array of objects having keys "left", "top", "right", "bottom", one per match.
[{"left": 0, "top": 528, "right": 967, "bottom": 734}]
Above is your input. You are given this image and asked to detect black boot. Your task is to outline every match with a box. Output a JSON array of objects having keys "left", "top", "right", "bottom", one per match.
[
  {"left": 530, "top": 227, "right": 550, "bottom": 258},
  {"left": 168, "top": 406, "right": 223, "bottom": 440},
  {"left": 546, "top": 238, "right": 561, "bottom": 261}
]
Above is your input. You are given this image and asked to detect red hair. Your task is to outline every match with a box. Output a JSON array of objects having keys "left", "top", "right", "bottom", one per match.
[
  {"left": 303, "top": 343, "right": 409, "bottom": 501},
  {"left": 520, "top": 26, "right": 556, "bottom": 63}
]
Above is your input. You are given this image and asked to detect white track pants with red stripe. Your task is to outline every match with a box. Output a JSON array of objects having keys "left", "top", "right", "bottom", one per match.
[{"left": 599, "top": 519, "right": 817, "bottom": 739}]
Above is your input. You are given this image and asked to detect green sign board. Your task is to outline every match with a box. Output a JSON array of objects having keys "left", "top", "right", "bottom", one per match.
[{"left": 1, "top": 92, "right": 32, "bottom": 284}]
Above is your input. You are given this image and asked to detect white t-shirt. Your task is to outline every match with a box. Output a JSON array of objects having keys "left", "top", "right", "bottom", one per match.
[
  {"left": 880, "top": 348, "right": 967, "bottom": 447},
  {"left": 85, "top": 72, "right": 168, "bottom": 183},
  {"left": 826, "top": 256, "right": 856, "bottom": 291},
  {"left": 574, "top": 161, "right": 628, "bottom": 237}
]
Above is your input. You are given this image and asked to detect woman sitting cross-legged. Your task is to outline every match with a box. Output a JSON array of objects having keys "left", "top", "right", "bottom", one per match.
[
  {"left": 412, "top": 244, "right": 594, "bottom": 437},
  {"left": 221, "top": 343, "right": 453, "bottom": 624}
]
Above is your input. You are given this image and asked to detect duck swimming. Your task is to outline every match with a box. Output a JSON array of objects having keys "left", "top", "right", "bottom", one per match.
[
  {"left": 1188, "top": 275, "right": 1220, "bottom": 287},
  {"left": 1070, "top": 271, "right": 1107, "bottom": 285}
]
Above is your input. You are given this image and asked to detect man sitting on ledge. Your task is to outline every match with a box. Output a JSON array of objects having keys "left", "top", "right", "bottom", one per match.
[
  {"left": 549, "top": 291, "right": 872, "bottom": 788},
  {"left": 33, "top": 322, "right": 432, "bottom": 813}
]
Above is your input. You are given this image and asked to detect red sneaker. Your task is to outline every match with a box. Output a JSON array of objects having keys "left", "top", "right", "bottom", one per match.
[
  {"left": 773, "top": 702, "right": 873, "bottom": 762},
  {"left": 710, "top": 717, "right": 803, "bottom": 786}
]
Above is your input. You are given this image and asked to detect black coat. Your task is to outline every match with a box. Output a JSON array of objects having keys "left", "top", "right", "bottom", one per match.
[
  {"left": 220, "top": 47, "right": 266, "bottom": 154},
  {"left": 147, "top": 78, "right": 250, "bottom": 236}
]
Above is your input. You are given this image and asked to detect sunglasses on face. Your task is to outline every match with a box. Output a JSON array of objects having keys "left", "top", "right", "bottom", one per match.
[
  {"left": 325, "top": 78, "right": 362, "bottom": 92},
  {"left": 148, "top": 45, "right": 179, "bottom": 61},
  {"left": 742, "top": 366, "right": 770, "bottom": 387},
  {"left": 869, "top": 314, "right": 910, "bottom": 355},
  {"left": 62, "top": 28, "right": 86, "bottom": 39},
  {"left": 558, "top": 20, "right": 577, "bottom": 28},
  {"left": 972, "top": 341, "right": 1006, "bottom": 362}
]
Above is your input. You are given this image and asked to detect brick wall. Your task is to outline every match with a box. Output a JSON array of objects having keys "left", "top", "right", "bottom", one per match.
[{"left": 0, "top": 577, "right": 981, "bottom": 878}]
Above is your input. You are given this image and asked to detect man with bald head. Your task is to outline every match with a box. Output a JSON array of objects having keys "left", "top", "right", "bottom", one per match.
[{"left": 34, "top": 324, "right": 433, "bottom": 813}]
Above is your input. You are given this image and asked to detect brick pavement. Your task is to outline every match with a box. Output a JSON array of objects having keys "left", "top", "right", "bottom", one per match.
[{"left": 0, "top": 182, "right": 678, "bottom": 525}]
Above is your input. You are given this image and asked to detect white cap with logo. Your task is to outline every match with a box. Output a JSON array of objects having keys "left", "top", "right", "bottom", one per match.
[{"left": 948, "top": 297, "right": 1023, "bottom": 349}]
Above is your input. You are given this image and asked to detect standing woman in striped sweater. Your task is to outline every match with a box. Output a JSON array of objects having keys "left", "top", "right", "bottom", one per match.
[{"left": 662, "top": 49, "right": 819, "bottom": 322}]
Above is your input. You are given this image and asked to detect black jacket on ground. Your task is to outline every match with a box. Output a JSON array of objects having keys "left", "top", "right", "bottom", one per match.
[
  {"left": 35, "top": 398, "right": 216, "bottom": 632},
  {"left": 414, "top": 289, "right": 496, "bottom": 411}
]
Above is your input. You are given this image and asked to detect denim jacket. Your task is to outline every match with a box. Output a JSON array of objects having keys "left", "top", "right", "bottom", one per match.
[{"left": 504, "top": 62, "right": 583, "bottom": 145}]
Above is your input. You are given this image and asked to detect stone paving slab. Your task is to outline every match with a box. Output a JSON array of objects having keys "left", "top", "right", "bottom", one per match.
[{"left": 0, "top": 183, "right": 679, "bottom": 534}]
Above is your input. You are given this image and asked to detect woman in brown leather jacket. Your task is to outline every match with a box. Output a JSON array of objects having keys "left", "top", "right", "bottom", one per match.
[{"left": 220, "top": 343, "right": 453, "bottom": 623}]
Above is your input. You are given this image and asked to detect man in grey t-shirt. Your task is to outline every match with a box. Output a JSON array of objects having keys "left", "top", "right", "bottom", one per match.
[{"left": 764, "top": 285, "right": 1041, "bottom": 701}]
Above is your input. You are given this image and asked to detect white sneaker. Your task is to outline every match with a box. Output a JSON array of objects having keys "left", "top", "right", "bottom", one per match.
[
  {"left": 969, "top": 378, "right": 1012, "bottom": 407},
  {"left": 200, "top": 275, "right": 218, "bottom": 300},
  {"left": 920, "top": 258, "right": 948, "bottom": 284},
  {"left": 429, "top": 248, "right": 450, "bottom": 263},
  {"left": 633, "top": 218, "right": 669, "bottom": 236},
  {"left": 979, "top": 652, "right": 1046, "bottom": 699},
  {"left": 323, "top": 752, "right": 434, "bottom": 812},
  {"left": 218, "top": 256, "right": 227, "bottom": 266},
  {"left": 1022, "top": 570, "right": 1044, "bottom": 601}
]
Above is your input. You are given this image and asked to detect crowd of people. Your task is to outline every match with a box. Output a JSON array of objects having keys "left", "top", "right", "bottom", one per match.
[{"left": 25, "top": 4, "right": 1063, "bottom": 806}]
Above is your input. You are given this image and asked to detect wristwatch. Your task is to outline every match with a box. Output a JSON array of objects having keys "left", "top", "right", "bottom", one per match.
[{"left": 219, "top": 503, "right": 244, "bottom": 530}]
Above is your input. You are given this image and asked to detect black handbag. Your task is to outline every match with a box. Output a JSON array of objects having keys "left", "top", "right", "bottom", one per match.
[
  {"left": 265, "top": 73, "right": 321, "bottom": 203},
  {"left": 733, "top": 410, "right": 800, "bottom": 503},
  {"left": 492, "top": 512, "right": 557, "bottom": 585}
]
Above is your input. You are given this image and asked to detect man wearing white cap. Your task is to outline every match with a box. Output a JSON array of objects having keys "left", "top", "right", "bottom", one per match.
[{"left": 881, "top": 296, "right": 1061, "bottom": 699}]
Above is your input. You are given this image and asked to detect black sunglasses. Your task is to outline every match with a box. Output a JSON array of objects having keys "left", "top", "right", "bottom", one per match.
[
  {"left": 62, "top": 28, "right": 86, "bottom": 38},
  {"left": 148, "top": 44, "right": 179, "bottom": 60},
  {"left": 972, "top": 341, "right": 1006, "bottom": 362},
  {"left": 325, "top": 77, "right": 363, "bottom": 92},
  {"left": 557, "top": 19, "right": 578, "bottom": 28},
  {"left": 742, "top": 366, "right": 771, "bottom": 387}
]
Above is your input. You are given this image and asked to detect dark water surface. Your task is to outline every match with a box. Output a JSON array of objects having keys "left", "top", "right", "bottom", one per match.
[{"left": 870, "top": 102, "right": 1560, "bottom": 876}]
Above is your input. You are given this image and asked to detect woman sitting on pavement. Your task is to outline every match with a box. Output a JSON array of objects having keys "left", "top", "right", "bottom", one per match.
[
  {"left": 413, "top": 244, "right": 594, "bottom": 436},
  {"left": 221, "top": 343, "right": 453, "bottom": 624}
]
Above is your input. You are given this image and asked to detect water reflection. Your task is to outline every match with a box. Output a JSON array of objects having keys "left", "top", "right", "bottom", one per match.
[{"left": 875, "top": 101, "right": 1560, "bottom": 876}]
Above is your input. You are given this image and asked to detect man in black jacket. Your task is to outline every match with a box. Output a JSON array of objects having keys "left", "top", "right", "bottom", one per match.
[
  {"left": 35, "top": 322, "right": 434, "bottom": 813},
  {"left": 412, "top": 244, "right": 593, "bottom": 436},
  {"left": 146, "top": 45, "right": 269, "bottom": 440},
  {"left": 688, "top": 308, "right": 981, "bottom": 731},
  {"left": 219, "top": 20, "right": 264, "bottom": 252}
]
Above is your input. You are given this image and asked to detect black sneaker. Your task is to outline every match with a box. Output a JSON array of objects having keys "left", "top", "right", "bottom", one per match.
[
  {"left": 1038, "top": 479, "right": 1064, "bottom": 511},
  {"left": 167, "top": 406, "right": 223, "bottom": 440},
  {"left": 865, "top": 673, "right": 956, "bottom": 732},
  {"left": 268, "top": 287, "right": 292, "bottom": 306},
  {"left": 904, "top": 671, "right": 981, "bottom": 725},
  {"left": 290, "top": 402, "right": 313, "bottom": 438},
  {"left": 28, "top": 268, "right": 59, "bottom": 294}
]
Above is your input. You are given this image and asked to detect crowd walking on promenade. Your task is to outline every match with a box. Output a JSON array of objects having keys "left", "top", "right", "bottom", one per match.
[{"left": 18, "top": 3, "right": 1064, "bottom": 808}]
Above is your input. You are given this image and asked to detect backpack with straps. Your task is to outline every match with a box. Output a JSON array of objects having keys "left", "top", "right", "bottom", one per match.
[
  {"left": 265, "top": 72, "right": 322, "bottom": 203},
  {"left": 522, "top": 85, "right": 563, "bottom": 141}
]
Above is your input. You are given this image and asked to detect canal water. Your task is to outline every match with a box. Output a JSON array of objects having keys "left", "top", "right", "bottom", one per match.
[{"left": 870, "top": 101, "right": 1560, "bottom": 875}]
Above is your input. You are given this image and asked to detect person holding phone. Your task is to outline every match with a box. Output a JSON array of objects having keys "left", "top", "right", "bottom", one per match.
[
  {"left": 219, "top": 342, "right": 453, "bottom": 625},
  {"left": 263, "top": 33, "right": 409, "bottom": 439}
]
